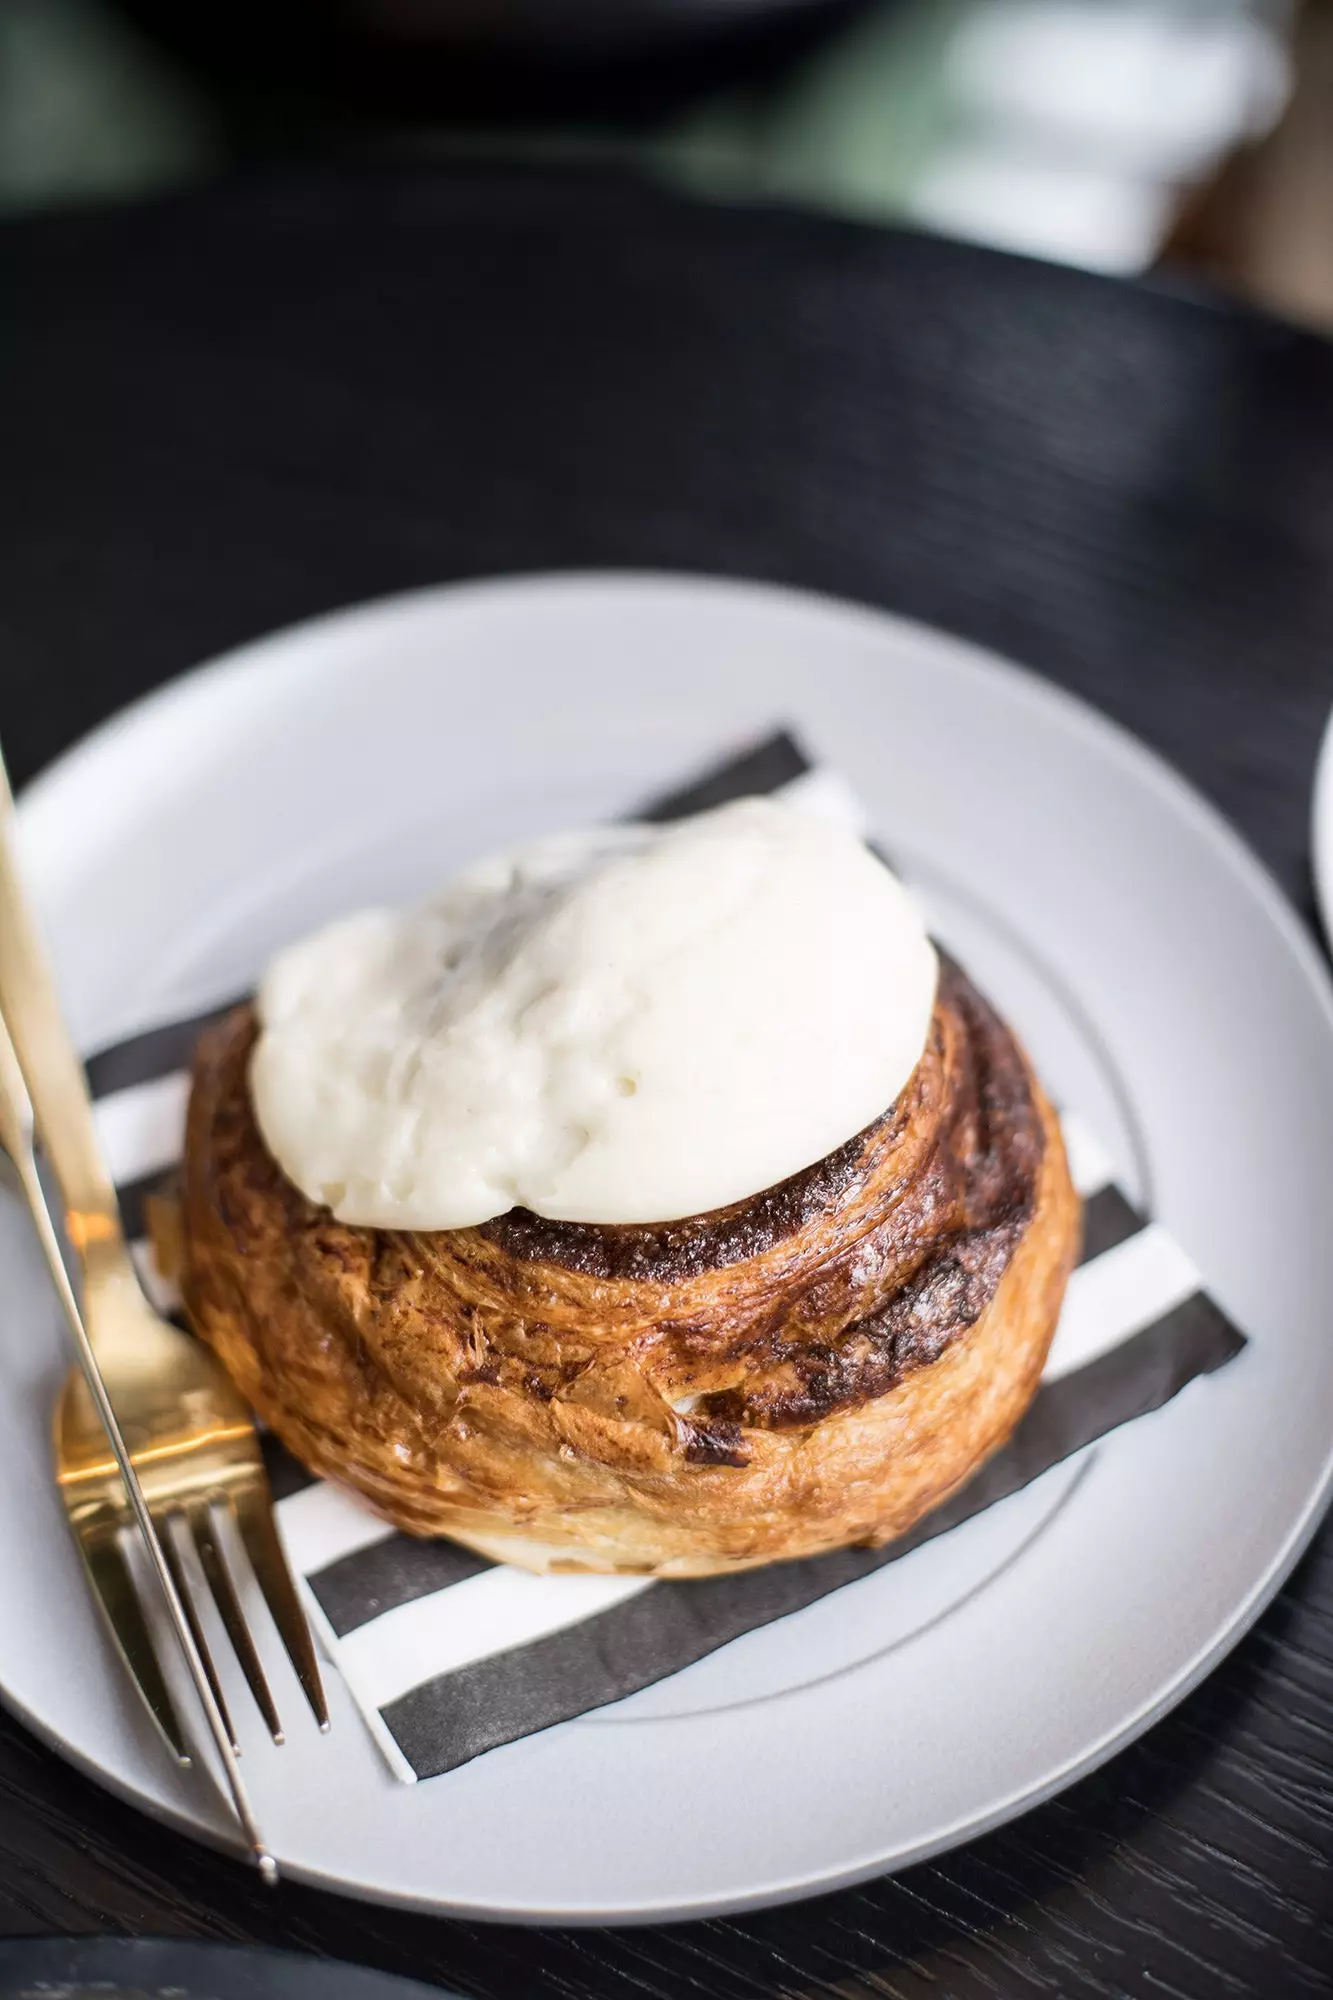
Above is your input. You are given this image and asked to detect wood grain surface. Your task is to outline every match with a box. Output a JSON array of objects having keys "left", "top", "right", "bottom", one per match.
[{"left": 1, "top": 166, "right": 1331, "bottom": 1998}]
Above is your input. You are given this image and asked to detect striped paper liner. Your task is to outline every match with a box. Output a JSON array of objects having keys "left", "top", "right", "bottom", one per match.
[{"left": 83, "top": 733, "right": 1245, "bottom": 1782}]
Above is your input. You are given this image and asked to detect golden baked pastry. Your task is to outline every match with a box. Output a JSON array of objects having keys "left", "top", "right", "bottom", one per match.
[{"left": 172, "top": 957, "right": 1080, "bottom": 1576}]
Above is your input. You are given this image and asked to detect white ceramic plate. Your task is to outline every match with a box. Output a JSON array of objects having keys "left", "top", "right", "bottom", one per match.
[{"left": 4, "top": 573, "right": 1333, "bottom": 1924}]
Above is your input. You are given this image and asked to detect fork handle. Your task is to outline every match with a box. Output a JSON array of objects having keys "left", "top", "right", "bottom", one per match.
[
  {"left": 0, "top": 772, "right": 280, "bottom": 1882},
  {"left": 0, "top": 755, "right": 133, "bottom": 1292}
]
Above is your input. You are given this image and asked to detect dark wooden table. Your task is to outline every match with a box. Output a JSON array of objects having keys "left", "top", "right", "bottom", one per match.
[{"left": 2, "top": 167, "right": 1332, "bottom": 1999}]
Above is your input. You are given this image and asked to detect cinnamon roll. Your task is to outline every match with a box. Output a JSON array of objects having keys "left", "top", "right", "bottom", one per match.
[{"left": 172, "top": 955, "right": 1079, "bottom": 1577}]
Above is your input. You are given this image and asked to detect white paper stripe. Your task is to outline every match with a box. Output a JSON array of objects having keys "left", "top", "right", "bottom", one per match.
[
  {"left": 300, "top": 1586, "right": 418, "bottom": 1784},
  {"left": 129, "top": 1236, "right": 182, "bottom": 1315},
  {"left": 334, "top": 1564, "right": 653, "bottom": 1713},
  {"left": 276, "top": 1477, "right": 398, "bottom": 1573},
  {"left": 1058, "top": 1107, "right": 1117, "bottom": 1198},
  {"left": 1044, "top": 1221, "right": 1199, "bottom": 1380},
  {"left": 95, "top": 1072, "right": 189, "bottom": 1186},
  {"left": 777, "top": 766, "right": 874, "bottom": 837}
]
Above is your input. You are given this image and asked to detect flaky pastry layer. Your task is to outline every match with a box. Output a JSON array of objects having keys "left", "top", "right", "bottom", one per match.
[{"left": 174, "top": 960, "right": 1080, "bottom": 1575}]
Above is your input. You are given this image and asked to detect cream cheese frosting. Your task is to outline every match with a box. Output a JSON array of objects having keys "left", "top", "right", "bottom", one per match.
[{"left": 249, "top": 797, "right": 938, "bottom": 1230}]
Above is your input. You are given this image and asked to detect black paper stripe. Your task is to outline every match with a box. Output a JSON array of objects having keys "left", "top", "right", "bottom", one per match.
[
  {"left": 382, "top": 1292, "right": 1246, "bottom": 1777},
  {"left": 1076, "top": 1184, "right": 1146, "bottom": 1267},
  {"left": 117, "top": 1169, "right": 168, "bottom": 1245},
  {"left": 261, "top": 1432, "right": 319, "bottom": 1502},
  {"left": 637, "top": 730, "right": 810, "bottom": 823},
  {"left": 86, "top": 998, "right": 245, "bottom": 1103},
  {"left": 308, "top": 1535, "right": 495, "bottom": 1639}
]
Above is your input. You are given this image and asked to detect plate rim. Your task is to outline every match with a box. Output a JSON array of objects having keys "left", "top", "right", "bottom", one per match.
[{"left": 7, "top": 568, "right": 1333, "bottom": 1925}]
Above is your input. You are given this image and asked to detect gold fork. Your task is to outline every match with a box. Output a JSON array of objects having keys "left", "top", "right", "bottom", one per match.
[
  {"left": 0, "top": 759, "right": 328, "bottom": 1803},
  {"left": 0, "top": 1010, "right": 279, "bottom": 1876}
]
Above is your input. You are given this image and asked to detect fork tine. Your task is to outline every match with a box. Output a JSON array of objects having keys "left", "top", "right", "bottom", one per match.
[
  {"left": 190, "top": 1500, "right": 284, "bottom": 1745},
  {"left": 229, "top": 1481, "right": 329, "bottom": 1731},
  {"left": 80, "top": 1528, "right": 191, "bottom": 1766},
  {"left": 158, "top": 1509, "right": 239, "bottom": 1754}
]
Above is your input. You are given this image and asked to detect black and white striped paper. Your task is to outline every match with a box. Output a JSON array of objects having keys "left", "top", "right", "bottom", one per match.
[{"left": 87, "top": 734, "right": 1246, "bottom": 1782}]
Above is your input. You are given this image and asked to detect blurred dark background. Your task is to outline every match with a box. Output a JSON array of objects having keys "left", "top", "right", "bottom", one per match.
[{"left": 2, "top": 0, "right": 1330, "bottom": 329}]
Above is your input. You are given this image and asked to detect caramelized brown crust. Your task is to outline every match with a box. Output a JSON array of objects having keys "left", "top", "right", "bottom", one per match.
[{"left": 176, "top": 960, "right": 1080, "bottom": 1575}]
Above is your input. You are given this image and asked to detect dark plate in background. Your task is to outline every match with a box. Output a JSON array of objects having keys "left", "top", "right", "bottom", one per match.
[{"left": 0, "top": 1938, "right": 456, "bottom": 2000}]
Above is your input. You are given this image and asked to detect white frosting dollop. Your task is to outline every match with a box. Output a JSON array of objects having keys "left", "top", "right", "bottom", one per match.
[{"left": 250, "top": 797, "right": 938, "bottom": 1230}]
